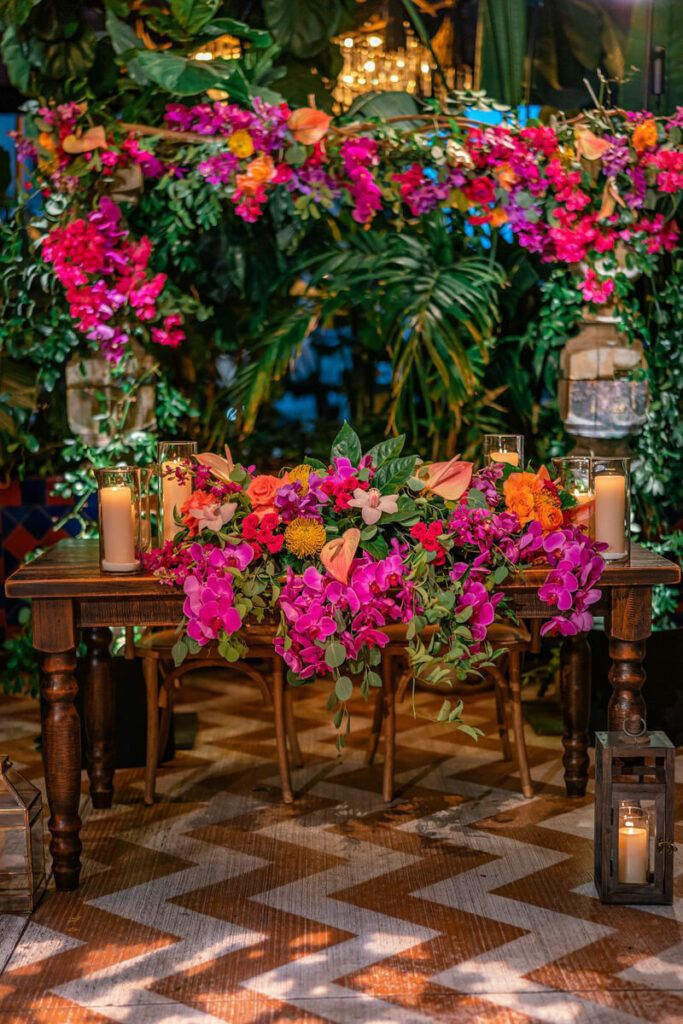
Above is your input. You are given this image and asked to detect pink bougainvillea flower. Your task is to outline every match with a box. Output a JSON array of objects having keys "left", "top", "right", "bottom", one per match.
[
  {"left": 196, "top": 446, "right": 235, "bottom": 484},
  {"left": 288, "top": 108, "right": 332, "bottom": 145},
  {"left": 420, "top": 457, "right": 473, "bottom": 501},
  {"left": 320, "top": 527, "right": 360, "bottom": 584},
  {"left": 347, "top": 487, "right": 398, "bottom": 525}
]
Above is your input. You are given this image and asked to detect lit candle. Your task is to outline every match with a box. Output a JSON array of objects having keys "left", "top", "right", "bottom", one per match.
[
  {"left": 618, "top": 822, "right": 649, "bottom": 884},
  {"left": 490, "top": 450, "right": 519, "bottom": 467},
  {"left": 100, "top": 486, "right": 139, "bottom": 572},
  {"left": 162, "top": 460, "right": 192, "bottom": 542},
  {"left": 594, "top": 474, "right": 626, "bottom": 558}
]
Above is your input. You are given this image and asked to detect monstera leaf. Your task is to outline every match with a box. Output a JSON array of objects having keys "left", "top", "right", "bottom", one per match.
[
  {"left": 168, "top": 0, "right": 220, "bottom": 36},
  {"left": 127, "top": 48, "right": 250, "bottom": 99}
]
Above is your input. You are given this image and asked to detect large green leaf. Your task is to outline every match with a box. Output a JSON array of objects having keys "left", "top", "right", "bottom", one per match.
[
  {"left": 0, "top": 0, "right": 40, "bottom": 28},
  {"left": 169, "top": 0, "right": 219, "bottom": 35},
  {"left": 0, "top": 25, "right": 29, "bottom": 91},
  {"left": 345, "top": 90, "right": 421, "bottom": 123},
  {"left": 127, "top": 49, "right": 249, "bottom": 99},
  {"left": 478, "top": 0, "right": 527, "bottom": 107},
  {"left": 263, "top": 0, "right": 343, "bottom": 58},
  {"left": 203, "top": 18, "right": 272, "bottom": 48}
]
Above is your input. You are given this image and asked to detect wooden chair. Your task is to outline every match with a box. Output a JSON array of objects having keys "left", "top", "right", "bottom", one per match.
[
  {"left": 133, "top": 623, "right": 302, "bottom": 805},
  {"left": 367, "top": 620, "right": 533, "bottom": 801}
]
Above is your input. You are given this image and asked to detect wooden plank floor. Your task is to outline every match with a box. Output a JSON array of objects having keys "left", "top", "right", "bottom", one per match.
[{"left": 0, "top": 670, "right": 682, "bottom": 1023}]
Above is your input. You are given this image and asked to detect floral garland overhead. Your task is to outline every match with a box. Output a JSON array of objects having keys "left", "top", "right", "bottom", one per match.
[
  {"left": 143, "top": 424, "right": 605, "bottom": 741},
  {"left": 21, "top": 99, "right": 682, "bottom": 365}
]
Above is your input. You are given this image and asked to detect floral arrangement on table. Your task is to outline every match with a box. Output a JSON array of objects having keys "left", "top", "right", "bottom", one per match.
[
  {"left": 19, "top": 99, "right": 682, "bottom": 364},
  {"left": 143, "top": 424, "right": 605, "bottom": 743}
]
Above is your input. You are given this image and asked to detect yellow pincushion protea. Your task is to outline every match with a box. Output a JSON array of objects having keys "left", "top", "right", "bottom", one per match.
[
  {"left": 228, "top": 129, "right": 255, "bottom": 158},
  {"left": 285, "top": 517, "right": 326, "bottom": 558},
  {"left": 287, "top": 463, "right": 312, "bottom": 494}
]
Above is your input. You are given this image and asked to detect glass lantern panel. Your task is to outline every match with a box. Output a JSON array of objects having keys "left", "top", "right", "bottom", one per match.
[
  {"left": 0, "top": 825, "right": 29, "bottom": 892},
  {"left": 29, "top": 812, "right": 45, "bottom": 884},
  {"left": 617, "top": 803, "right": 652, "bottom": 885},
  {"left": 1, "top": 762, "right": 41, "bottom": 807}
]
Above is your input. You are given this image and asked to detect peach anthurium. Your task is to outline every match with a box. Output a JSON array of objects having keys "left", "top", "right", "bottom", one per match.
[
  {"left": 62, "top": 126, "right": 108, "bottom": 154},
  {"left": 574, "top": 126, "right": 612, "bottom": 162},
  {"left": 419, "top": 457, "right": 473, "bottom": 501},
  {"left": 196, "top": 445, "right": 235, "bottom": 484},
  {"left": 287, "top": 108, "right": 332, "bottom": 146},
  {"left": 320, "top": 527, "right": 360, "bottom": 584}
]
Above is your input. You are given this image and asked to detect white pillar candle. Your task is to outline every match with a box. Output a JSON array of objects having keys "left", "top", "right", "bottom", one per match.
[
  {"left": 618, "top": 824, "right": 649, "bottom": 884},
  {"left": 100, "top": 486, "right": 139, "bottom": 572},
  {"left": 594, "top": 474, "right": 626, "bottom": 558},
  {"left": 162, "top": 460, "right": 192, "bottom": 542},
  {"left": 491, "top": 450, "right": 519, "bottom": 466}
]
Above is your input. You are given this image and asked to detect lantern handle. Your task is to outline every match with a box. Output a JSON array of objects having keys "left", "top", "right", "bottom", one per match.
[
  {"left": 1, "top": 756, "right": 11, "bottom": 773},
  {"left": 622, "top": 716, "right": 648, "bottom": 740}
]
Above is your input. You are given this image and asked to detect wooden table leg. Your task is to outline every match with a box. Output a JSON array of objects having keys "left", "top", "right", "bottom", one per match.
[
  {"left": 608, "top": 586, "right": 651, "bottom": 731},
  {"left": 560, "top": 632, "right": 592, "bottom": 797},
  {"left": 381, "top": 650, "right": 396, "bottom": 803},
  {"left": 82, "top": 627, "right": 115, "bottom": 809},
  {"left": 272, "top": 658, "right": 294, "bottom": 803},
  {"left": 34, "top": 599, "right": 82, "bottom": 891}
]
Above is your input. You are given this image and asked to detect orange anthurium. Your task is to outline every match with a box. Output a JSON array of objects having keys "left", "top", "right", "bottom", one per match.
[
  {"left": 420, "top": 457, "right": 473, "bottom": 501},
  {"left": 320, "top": 528, "right": 360, "bottom": 584},
  {"left": 288, "top": 108, "right": 332, "bottom": 146},
  {"left": 575, "top": 126, "right": 612, "bottom": 162},
  {"left": 62, "top": 126, "right": 108, "bottom": 154},
  {"left": 196, "top": 446, "right": 235, "bottom": 484}
]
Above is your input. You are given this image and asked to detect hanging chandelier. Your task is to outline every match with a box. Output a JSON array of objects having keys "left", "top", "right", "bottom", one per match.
[{"left": 332, "top": 20, "right": 437, "bottom": 111}]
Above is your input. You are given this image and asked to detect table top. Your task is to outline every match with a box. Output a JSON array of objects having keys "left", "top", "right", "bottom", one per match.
[{"left": 5, "top": 538, "right": 680, "bottom": 599}]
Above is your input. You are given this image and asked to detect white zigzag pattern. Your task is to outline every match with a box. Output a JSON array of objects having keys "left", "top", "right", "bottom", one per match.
[
  {"left": 51, "top": 791, "right": 268, "bottom": 1024},
  {"left": 243, "top": 769, "right": 438, "bottom": 1023},
  {"left": 402, "top": 762, "right": 649, "bottom": 1024}
]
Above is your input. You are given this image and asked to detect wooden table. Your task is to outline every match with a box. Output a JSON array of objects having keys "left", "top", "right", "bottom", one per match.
[{"left": 5, "top": 538, "right": 680, "bottom": 892}]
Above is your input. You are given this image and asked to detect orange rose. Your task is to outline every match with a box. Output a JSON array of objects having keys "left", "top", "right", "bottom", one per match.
[
  {"left": 490, "top": 206, "right": 509, "bottom": 228},
  {"left": 494, "top": 162, "right": 518, "bottom": 190},
  {"left": 632, "top": 119, "right": 657, "bottom": 153},
  {"left": 246, "top": 474, "right": 282, "bottom": 516},
  {"left": 504, "top": 472, "right": 539, "bottom": 525},
  {"left": 536, "top": 494, "right": 563, "bottom": 532}
]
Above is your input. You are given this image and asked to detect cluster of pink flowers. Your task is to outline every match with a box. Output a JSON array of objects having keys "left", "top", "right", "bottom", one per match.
[
  {"left": 274, "top": 544, "right": 414, "bottom": 678},
  {"left": 42, "top": 197, "right": 184, "bottom": 362},
  {"left": 182, "top": 541, "right": 255, "bottom": 645}
]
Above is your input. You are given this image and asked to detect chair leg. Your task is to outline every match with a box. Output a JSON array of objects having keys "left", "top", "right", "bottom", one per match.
[
  {"left": 284, "top": 687, "right": 303, "bottom": 767},
  {"left": 509, "top": 650, "right": 533, "bottom": 799},
  {"left": 143, "top": 658, "right": 159, "bottom": 806},
  {"left": 381, "top": 650, "right": 396, "bottom": 802},
  {"left": 273, "top": 658, "right": 294, "bottom": 803},
  {"left": 489, "top": 664, "right": 513, "bottom": 762},
  {"left": 157, "top": 683, "right": 174, "bottom": 768},
  {"left": 366, "top": 687, "right": 384, "bottom": 766}
]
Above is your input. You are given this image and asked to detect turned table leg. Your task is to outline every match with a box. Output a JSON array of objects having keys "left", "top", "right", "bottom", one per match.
[
  {"left": 608, "top": 586, "right": 651, "bottom": 731},
  {"left": 272, "top": 658, "right": 294, "bottom": 804},
  {"left": 82, "top": 627, "right": 115, "bottom": 809},
  {"left": 560, "top": 632, "right": 592, "bottom": 797},
  {"left": 34, "top": 599, "right": 83, "bottom": 891}
]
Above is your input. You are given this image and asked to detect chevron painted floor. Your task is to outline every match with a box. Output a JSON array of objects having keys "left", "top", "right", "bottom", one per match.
[{"left": 0, "top": 670, "right": 682, "bottom": 1023}]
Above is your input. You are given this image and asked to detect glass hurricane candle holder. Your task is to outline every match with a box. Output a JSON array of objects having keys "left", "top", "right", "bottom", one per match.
[
  {"left": 94, "top": 468, "right": 142, "bottom": 574},
  {"left": 553, "top": 456, "right": 594, "bottom": 537},
  {"left": 157, "top": 441, "right": 197, "bottom": 544},
  {"left": 483, "top": 434, "right": 524, "bottom": 468},
  {"left": 591, "top": 456, "right": 630, "bottom": 562}
]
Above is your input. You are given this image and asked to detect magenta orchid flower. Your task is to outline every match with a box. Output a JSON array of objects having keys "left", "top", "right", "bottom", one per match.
[{"left": 347, "top": 487, "right": 398, "bottom": 525}]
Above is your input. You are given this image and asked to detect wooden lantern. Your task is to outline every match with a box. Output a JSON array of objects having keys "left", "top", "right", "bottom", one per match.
[
  {"left": 594, "top": 724, "right": 676, "bottom": 904},
  {"left": 0, "top": 756, "right": 47, "bottom": 912}
]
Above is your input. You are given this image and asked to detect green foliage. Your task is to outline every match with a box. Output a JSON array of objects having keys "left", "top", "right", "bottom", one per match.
[{"left": 1, "top": 606, "right": 40, "bottom": 696}]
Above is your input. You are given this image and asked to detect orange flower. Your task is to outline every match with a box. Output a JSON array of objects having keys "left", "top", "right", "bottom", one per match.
[
  {"left": 490, "top": 206, "right": 509, "bottom": 228},
  {"left": 632, "top": 119, "right": 657, "bottom": 153},
  {"left": 504, "top": 467, "right": 562, "bottom": 530},
  {"left": 420, "top": 457, "right": 473, "bottom": 501},
  {"left": 504, "top": 477, "right": 537, "bottom": 525},
  {"left": 180, "top": 490, "right": 214, "bottom": 537},
  {"left": 288, "top": 108, "right": 332, "bottom": 146},
  {"left": 536, "top": 491, "right": 563, "bottom": 532},
  {"left": 246, "top": 473, "right": 282, "bottom": 517},
  {"left": 494, "top": 162, "right": 518, "bottom": 190},
  {"left": 574, "top": 126, "right": 611, "bottom": 162},
  {"left": 236, "top": 154, "right": 275, "bottom": 196}
]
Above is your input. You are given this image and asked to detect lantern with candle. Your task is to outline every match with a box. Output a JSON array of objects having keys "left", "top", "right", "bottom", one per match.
[
  {"left": 483, "top": 434, "right": 524, "bottom": 468},
  {"left": 0, "top": 756, "right": 46, "bottom": 912},
  {"left": 553, "top": 456, "right": 594, "bottom": 537},
  {"left": 94, "top": 467, "right": 146, "bottom": 573},
  {"left": 157, "top": 441, "right": 198, "bottom": 544},
  {"left": 591, "top": 456, "right": 630, "bottom": 562},
  {"left": 594, "top": 723, "right": 676, "bottom": 904}
]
